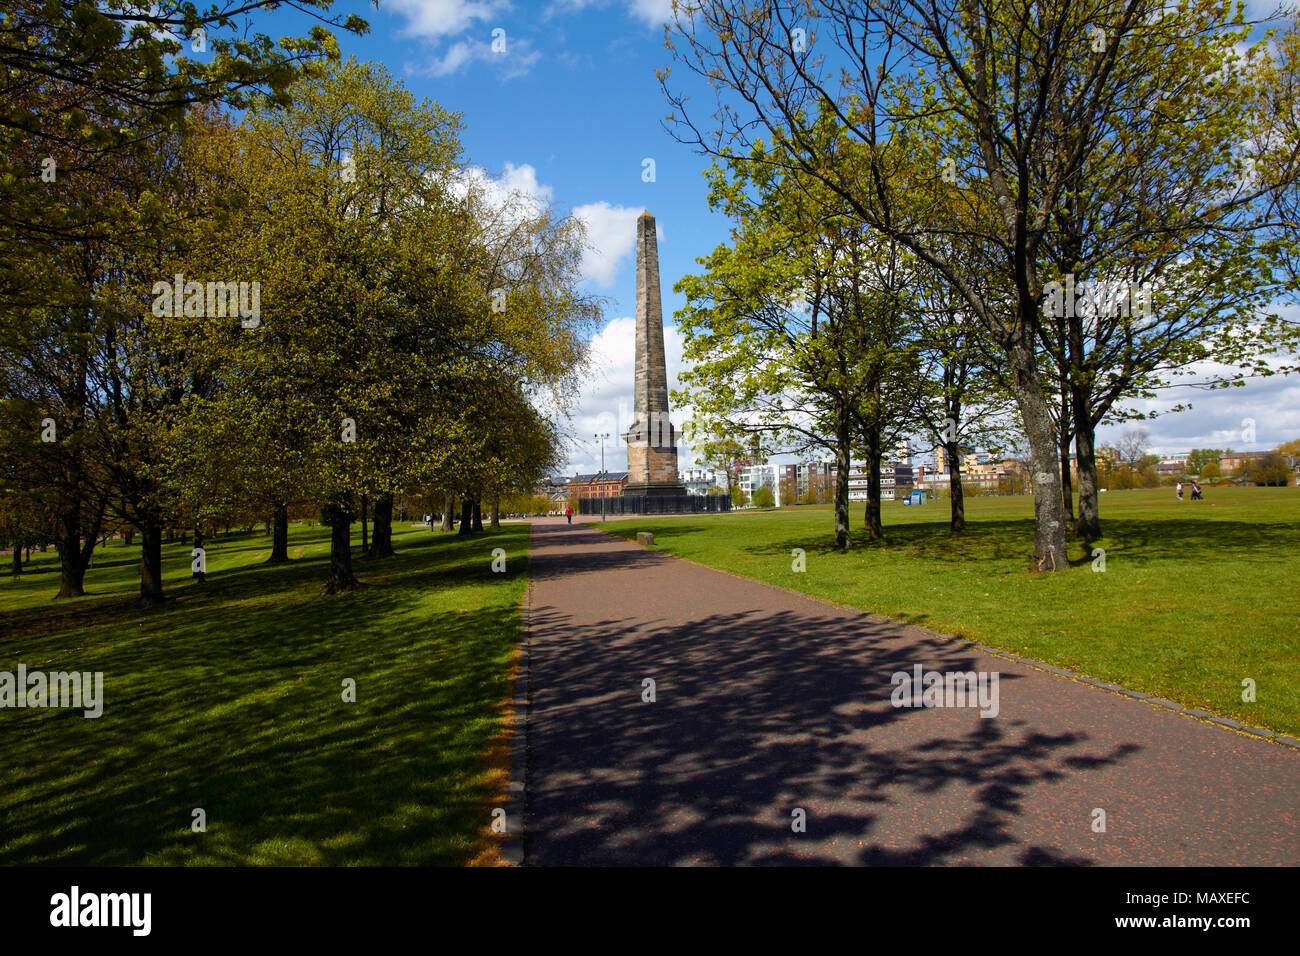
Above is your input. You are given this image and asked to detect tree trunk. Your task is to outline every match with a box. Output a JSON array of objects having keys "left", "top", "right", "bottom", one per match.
[
  {"left": 1059, "top": 393, "right": 1075, "bottom": 534},
  {"left": 321, "top": 497, "right": 359, "bottom": 594},
  {"left": 360, "top": 494, "right": 369, "bottom": 555},
  {"left": 490, "top": 495, "right": 501, "bottom": 530},
  {"left": 457, "top": 498, "right": 474, "bottom": 536},
  {"left": 55, "top": 502, "right": 88, "bottom": 597},
  {"left": 441, "top": 493, "right": 454, "bottom": 532},
  {"left": 267, "top": 501, "right": 289, "bottom": 563},
  {"left": 1074, "top": 409, "right": 1102, "bottom": 542},
  {"left": 472, "top": 498, "right": 484, "bottom": 533},
  {"left": 139, "top": 521, "right": 164, "bottom": 604},
  {"left": 863, "top": 455, "right": 883, "bottom": 538},
  {"left": 11, "top": 542, "right": 22, "bottom": 576},
  {"left": 1006, "top": 327, "right": 1069, "bottom": 571},
  {"left": 946, "top": 439, "right": 966, "bottom": 531},
  {"left": 370, "top": 493, "right": 395, "bottom": 558},
  {"left": 834, "top": 404, "right": 852, "bottom": 550}
]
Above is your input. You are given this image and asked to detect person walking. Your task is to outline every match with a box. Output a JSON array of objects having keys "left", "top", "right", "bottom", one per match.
[
  {"left": 565, "top": 506, "right": 573, "bottom": 524},
  {"left": 1176, "top": 481, "right": 1184, "bottom": 501},
  {"left": 1192, "top": 481, "right": 1203, "bottom": 500}
]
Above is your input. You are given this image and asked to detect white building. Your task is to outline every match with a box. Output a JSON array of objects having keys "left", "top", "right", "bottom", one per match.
[
  {"left": 846, "top": 463, "right": 897, "bottom": 502},
  {"left": 680, "top": 466, "right": 723, "bottom": 496},
  {"left": 738, "top": 465, "right": 776, "bottom": 497}
]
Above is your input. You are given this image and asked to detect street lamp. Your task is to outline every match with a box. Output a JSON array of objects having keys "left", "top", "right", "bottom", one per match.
[{"left": 595, "top": 432, "right": 610, "bottom": 521}]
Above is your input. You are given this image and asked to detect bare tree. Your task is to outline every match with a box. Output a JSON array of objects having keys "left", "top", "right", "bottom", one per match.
[{"left": 1115, "top": 429, "right": 1150, "bottom": 469}]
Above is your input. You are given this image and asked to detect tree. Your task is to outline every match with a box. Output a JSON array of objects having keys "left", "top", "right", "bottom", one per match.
[
  {"left": 184, "top": 60, "right": 593, "bottom": 591},
  {"left": 675, "top": 146, "right": 924, "bottom": 548},
  {"left": 662, "top": 0, "right": 1300, "bottom": 571},
  {"left": 1190, "top": 450, "right": 1222, "bottom": 476},
  {"left": 752, "top": 485, "right": 775, "bottom": 508},
  {"left": 1243, "top": 453, "right": 1293, "bottom": 486},
  {"left": 1115, "top": 430, "right": 1150, "bottom": 469},
  {"left": 0, "top": 1, "right": 366, "bottom": 600}
]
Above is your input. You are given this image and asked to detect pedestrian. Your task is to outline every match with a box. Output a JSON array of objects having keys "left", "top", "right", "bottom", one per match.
[
  {"left": 1192, "top": 481, "right": 1203, "bottom": 500},
  {"left": 1176, "top": 481, "right": 1183, "bottom": 500},
  {"left": 565, "top": 505, "right": 573, "bottom": 524}
]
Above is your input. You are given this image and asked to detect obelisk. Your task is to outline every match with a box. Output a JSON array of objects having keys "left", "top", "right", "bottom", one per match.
[{"left": 623, "top": 211, "right": 686, "bottom": 497}]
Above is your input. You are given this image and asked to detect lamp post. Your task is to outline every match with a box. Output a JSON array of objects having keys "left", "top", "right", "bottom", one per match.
[{"left": 595, "top": 432, "right": 610, "bottom": 521}]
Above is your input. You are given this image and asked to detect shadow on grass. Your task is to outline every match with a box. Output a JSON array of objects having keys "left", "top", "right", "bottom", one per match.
[
  {"left": 0, "top": 526, "right": 530, "bottom": 865},
  {"left": 726, "top": 516, "right": 1300, "bottom": 567}
]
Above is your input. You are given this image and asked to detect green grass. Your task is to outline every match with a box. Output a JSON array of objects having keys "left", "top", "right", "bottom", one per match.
[
  {"left": 0, "top": 521, "right": 528, "bottom": 865},
  {"left": 597, "top": 486, "right": 1300, "bottom": 736}
]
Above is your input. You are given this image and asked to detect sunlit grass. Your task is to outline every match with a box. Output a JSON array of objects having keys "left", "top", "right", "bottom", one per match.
[
  {"left": 598, "top": 486, "right": 1300, "bottom": 736},
  {"left": 0, "top": 521, "right": 528, "bottom": 865}
]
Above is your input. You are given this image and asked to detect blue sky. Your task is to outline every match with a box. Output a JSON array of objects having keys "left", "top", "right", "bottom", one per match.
[{"left": 262, "top": 0, "right": 1298, "bottom": 473}]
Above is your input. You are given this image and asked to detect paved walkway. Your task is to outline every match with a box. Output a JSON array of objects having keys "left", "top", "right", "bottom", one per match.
[{"left": 523, "top": 518, "right": 1300, "bottom": 865}]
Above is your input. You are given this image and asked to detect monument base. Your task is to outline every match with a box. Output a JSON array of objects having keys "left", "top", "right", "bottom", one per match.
[
  {"left": 622, "top": 482, "right": 689, "bottom": 498},
  {"left": 577, "top": 495, "right": 730, "bottom": 516}
]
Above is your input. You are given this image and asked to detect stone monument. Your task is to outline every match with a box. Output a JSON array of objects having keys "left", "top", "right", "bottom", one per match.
[{"left": 623, "top": 211, "right": 687, "bottom": 498}]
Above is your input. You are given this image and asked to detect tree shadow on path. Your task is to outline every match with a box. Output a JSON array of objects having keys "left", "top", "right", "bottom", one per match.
[{"left": 524, "top": 599, "right": 1137, "bottom": 866}]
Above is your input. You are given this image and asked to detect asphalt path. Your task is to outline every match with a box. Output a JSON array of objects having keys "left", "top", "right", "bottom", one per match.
[{"left": 523, "top": 517, "right": 1300, "bottom": 866}]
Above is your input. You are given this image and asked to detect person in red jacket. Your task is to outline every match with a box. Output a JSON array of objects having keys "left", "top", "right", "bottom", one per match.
[{"left": 565, "top": 506, "right": 573, "bottom": 524}]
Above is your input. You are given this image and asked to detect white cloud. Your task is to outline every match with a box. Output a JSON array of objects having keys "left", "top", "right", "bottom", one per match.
[
  {"left": 559, "top": 315, "right": 692, "bottom": 474},
  {"left": 1100, "top": 374, "right": 1300, "bottom": 455},
  {"left": 385, "top": 1, "right": 540, "bottom": 77},
  {"left": 385, "top": 0, "right": 509, "bottom": 39},
  {"left": 626, "top": 0, "right": 676, "bottom": 26},
  {"left": 572, "top": 202, "right": 651, "bottom": 288},
  {"left": 544, "top": 0, "right": 677, "bottom": 27},
  {"left": 424, "top": 35, "right": 540, "bottom": 78},
  {"left": 448, "top": 161, "right": 554, "bottom": 225}
]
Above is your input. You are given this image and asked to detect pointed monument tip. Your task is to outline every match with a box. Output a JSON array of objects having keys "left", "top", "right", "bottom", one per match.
[{"left": 640, "top": 210, "right": 653, "bottom": 218}]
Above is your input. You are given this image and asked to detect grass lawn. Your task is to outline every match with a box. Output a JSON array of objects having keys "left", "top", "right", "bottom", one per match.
[
  {"left": 0, "top": 521, "right": 528, "bottom": 865},
  {"left": 598, "top": 486, "right": 1300, "bottom": 736}
]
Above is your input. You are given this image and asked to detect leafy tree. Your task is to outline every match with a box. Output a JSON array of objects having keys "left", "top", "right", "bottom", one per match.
[
  {"left": 1243, "top": 453, "right": 1293, "bottom": 486},
  {"left": 662, "top": 0, "right": 1300, "bottom": 571},
  {"left": 1187, "top": 449, "right": 1225, "bottom": 476},
  {"left": 752, "top": 485, "right": 775, "bottom": 508},
  {"left": 675, "top": 145, "right": 925, "bottom": 548}
]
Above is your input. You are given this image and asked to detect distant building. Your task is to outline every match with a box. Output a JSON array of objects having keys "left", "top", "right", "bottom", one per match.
[
  {"left": 569, "top": 471, "right": 628, "bottom": 499},
  {"left": 680, "top": 467, "right": 722, "bottom": 496},
  {"left": 738, "top": 465, "right": 775, "bottom": 497},
  {"left": 534, "top": 477, "right": 570, "bottom": 502},
  {"left": 846, "top": 462, "right": 897, "bottom": 502},
  {"left": 1219, "top": 451, "right": 1269, "bottom": 475}
]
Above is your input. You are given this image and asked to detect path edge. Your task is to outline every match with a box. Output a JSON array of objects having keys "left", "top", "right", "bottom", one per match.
[{"left": 498, "top": 527, "right": 533, "bottom": 865}]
